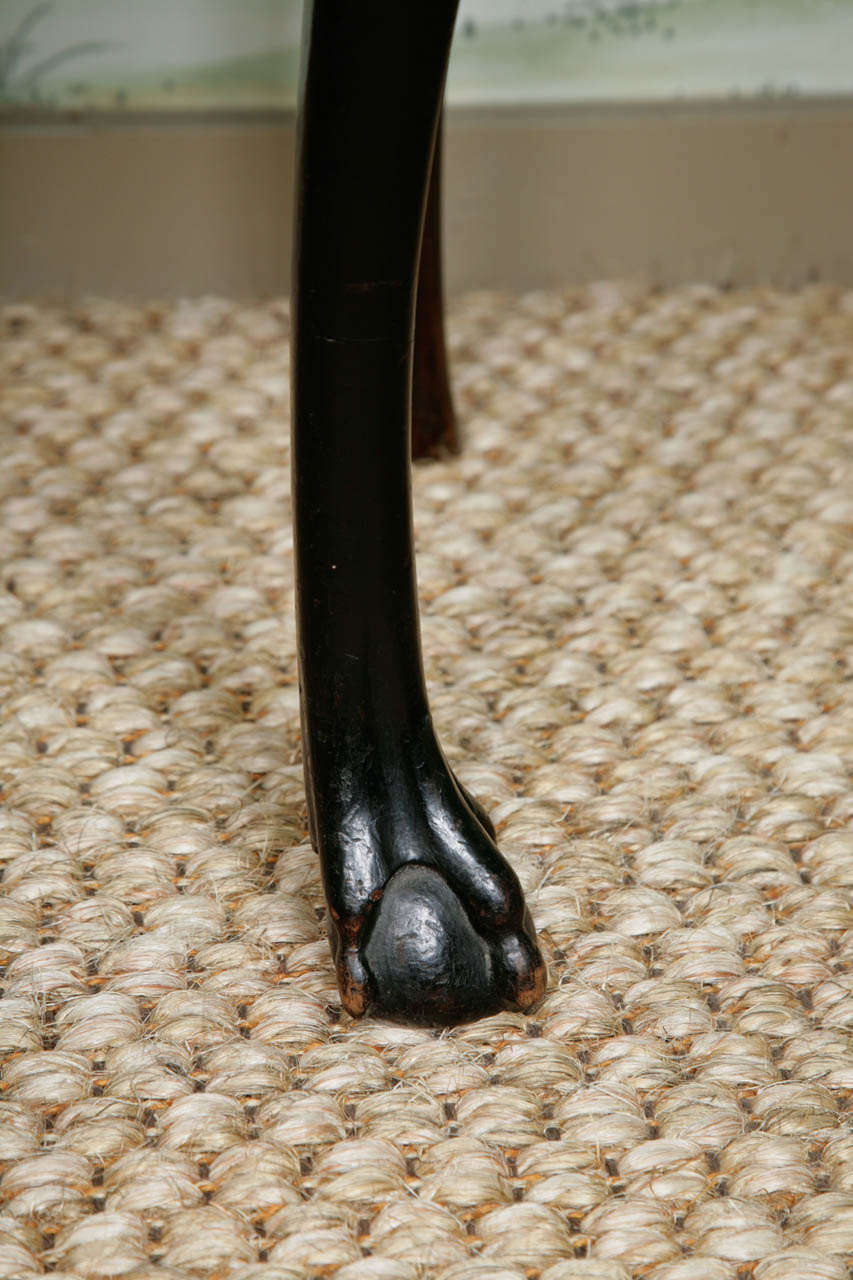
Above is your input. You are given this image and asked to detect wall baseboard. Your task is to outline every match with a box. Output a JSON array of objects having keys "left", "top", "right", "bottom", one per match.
[{"left": 2, "top": 98, "right": 852, "bottom": 299}]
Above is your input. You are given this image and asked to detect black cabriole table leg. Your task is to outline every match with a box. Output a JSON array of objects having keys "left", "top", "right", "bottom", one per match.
[{"left": 291, "top": 0, "right": 547, "bottom": 1025}]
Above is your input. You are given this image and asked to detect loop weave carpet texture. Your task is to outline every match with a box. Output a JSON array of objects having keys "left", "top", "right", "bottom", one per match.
[{"left": 1, "top": 283, "right": 852, "bottom": 1280}]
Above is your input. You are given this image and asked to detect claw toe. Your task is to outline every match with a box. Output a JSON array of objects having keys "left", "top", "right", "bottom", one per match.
[
  {"left": 328, "top": 920, "right": 373, "bottom": 1017},
  {"left": 494, "top": 918, "right": 547, "bottom": 1012}
]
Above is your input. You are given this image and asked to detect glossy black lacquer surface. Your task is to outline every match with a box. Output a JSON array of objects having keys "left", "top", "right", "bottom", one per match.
[{"left": 291, "top": 0, "right": 546, "bottom": 1025}]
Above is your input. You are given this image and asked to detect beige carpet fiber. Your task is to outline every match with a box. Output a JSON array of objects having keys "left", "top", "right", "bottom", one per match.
[{"left": 1, "top": 284, "right": 852, "bottom": 1280}]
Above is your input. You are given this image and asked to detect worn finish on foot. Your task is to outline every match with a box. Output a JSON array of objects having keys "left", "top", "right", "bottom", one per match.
[{"left": 318, "top": 725, "right": 546, "bottom": 1026}]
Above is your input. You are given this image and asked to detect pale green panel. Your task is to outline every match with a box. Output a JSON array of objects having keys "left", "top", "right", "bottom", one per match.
[
  {"left": 1, "top": 1, "right": 852, "bottom": 112},
  {"left": 451, "top": 0, "right": 853, "bottom": 103},
  {"left": 0, "top": 0, "right": 302, "bottom": 110}
]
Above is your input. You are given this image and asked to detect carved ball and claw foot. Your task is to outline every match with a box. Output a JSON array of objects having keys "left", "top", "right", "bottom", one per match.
[
  {"left": 292, "top": 0, "right": 546, "bottom": 1027},
  {"left": 314, "top": 727, "right": 546, "bottom": 1025}
]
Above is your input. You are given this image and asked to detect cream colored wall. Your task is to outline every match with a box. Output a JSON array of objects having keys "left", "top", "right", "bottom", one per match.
[{"left": 2, "top": 99, "right": 853, "bottom": 299}]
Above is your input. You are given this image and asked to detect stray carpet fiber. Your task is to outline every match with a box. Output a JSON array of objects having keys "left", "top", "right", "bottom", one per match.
[{"left": 1, "top": 284, "right": 852, "bottom": 1280}]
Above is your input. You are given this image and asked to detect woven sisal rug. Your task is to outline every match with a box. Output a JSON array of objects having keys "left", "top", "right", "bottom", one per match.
[{"left": 1, "top": 284, "right": 852, "bottom": 1280}]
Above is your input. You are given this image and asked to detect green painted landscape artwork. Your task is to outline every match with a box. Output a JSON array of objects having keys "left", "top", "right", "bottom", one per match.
[{"left": 2, "top": 0, "right": 852, "bottom": 113}]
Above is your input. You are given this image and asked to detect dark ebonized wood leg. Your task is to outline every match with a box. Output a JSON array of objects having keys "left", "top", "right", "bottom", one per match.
[{"left": 291, "top": 0, "right": 546, "bottom": 1025}]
